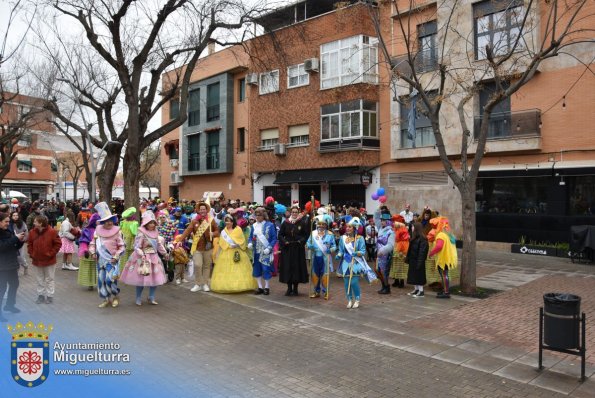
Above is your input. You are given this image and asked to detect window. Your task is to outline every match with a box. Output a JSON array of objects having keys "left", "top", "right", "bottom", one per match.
[
  {"left": 474, "top": 0, "right": 524, "bottom": 60},
  {"left": 288, "top": 124, "right": 309, "bottom": 146},
  {"left": 188, "top": 89, "right": 200, "bottom": 126},
  {"left": 287, "top": 64, "right": 309, "bottom": 88},
  {"left": 399, "top": 95, "right": 436, "bottom": 148},
  {"left": 17, "top": 133, "right": 32, "bottom": 147},
  {"left": 206, "top": 82, "right": 220, "bottom": 122},
  {"left": 188, "top": 134, "right": 200, "bottom": 171},
  {"left": 51, "top": 162, "right": 58, "bottom": 172},
  {"left": 320, "top": 35, "right": 378, "bottom": 89},
  {"left": 238, "top": 78, "right": 246, "bottom": 102},
  {"left": 168, "top": 144, "right": 179, "bottom": 160},
  {"left": 17, "top": 160, "right": 32, "bottom": 172},
  {"left": 320, "top": 100, "right": 378, "bottom": 140},
  {"left": 417, "top": 21, "right": 438, "bottom": 72},
  {"left": 207, "top": 132, "right": 219, "bottom": 170},
  {"left": 238, "top": 127, "right": 245, "bottom": 152},
  {"left": 260, "top": 128, "right": 279, "bottom": 150},
  {"left": 169, "top": 99, "right": 180, "bottom": 120},
  {"left": 259, "top": 70, "right": 279, "bottom": 95},
  {"left": 477, "top": 81, "right": 511, "bottom": 138}
]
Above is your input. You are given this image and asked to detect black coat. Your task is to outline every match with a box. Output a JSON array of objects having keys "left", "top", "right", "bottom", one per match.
[
  {"left": 278, "top": 218, "right": 309, "bottom": 284},
  {"left": 0, "top": 228, "right": 24, "bottom": 272},
  {"left": 406, "top": 236, "right": 429, "bottom": 286}
]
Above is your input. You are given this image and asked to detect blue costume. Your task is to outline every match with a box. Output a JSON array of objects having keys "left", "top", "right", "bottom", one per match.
[
  {"left": 335, "top": 217, "right": 373, "bottom": 308},
  {"left": 249, "top": 220, "right": 277, "bottom": 281},
  {"left": 374, "top": 209, "right": 395, "bottom": 293},
  {"left": 306, "top": 222, "right": 336, "bottom": 298}
]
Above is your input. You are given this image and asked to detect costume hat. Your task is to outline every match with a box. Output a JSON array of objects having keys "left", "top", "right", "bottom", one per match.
[{"left": 95, "top": 201, "right": 116, "bottom": 222}]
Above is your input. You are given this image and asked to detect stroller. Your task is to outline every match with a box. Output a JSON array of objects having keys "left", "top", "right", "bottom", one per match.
[{"left": 569, "top": 225, "right": 595, "bottom": 264}]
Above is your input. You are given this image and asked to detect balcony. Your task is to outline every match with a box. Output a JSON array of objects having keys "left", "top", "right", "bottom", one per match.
[
  {"left": 472, "top": 108, "right": 541, "bottom": 152},
  {"left": 319, "top": 137, "right": 380, "bottom": 153},
  {"left": 188, "top": 154, "right": 200, "bottom": 171},
  {"left": 206, "top": 153, "right": 219, "bottom": 170},
  {"left": 392, "top": 49, "right": 439, "bottom": 76}
]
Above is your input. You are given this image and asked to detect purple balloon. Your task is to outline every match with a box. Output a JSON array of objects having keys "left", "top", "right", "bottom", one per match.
[{"left": 371, "top": 193, "right": 379, "bottom": 200}]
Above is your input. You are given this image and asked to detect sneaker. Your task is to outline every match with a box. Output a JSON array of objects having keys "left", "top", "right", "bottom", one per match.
[
  {"left": 3, "top": 306, "right": 21, "bottom": 313},
  {"left": 190, "top": 284, "right": 201, "bottom": 292},
  {"left": 175, "top": 279, "right": 181, "bottom": 285},
  {"left": 263, "top": 288, "right": 270, "bottom": 295},
  {"left": 310, "top": 292, "right": 320, "bottom": 298},
  {"left": 61, "top": 263, "right": 68, "bottom": 270},
  {"left": 413, "top": 291, "right": 425, "bottom": 298},
  {"left": 111, "top": 298, "right": 119, "bottom": 308},
  {"left": 98, "top": 300, "right": 110, "bottom": 308},
  {"left": 254, "top": 288, "right": 264, "bottom": 295},
  {"left": 352, "top": 300, "right": 360, "bottom": 308},
  {"left": 67, "top": 263, "right": 79, "bottom": 271},
  {"left": 436, "top": 292, "right": 451, "bottom": 299},
  {"left": 202, "top": 284, "right": 210, "bottom": 292},
  {"left": 407, "top": 289, "right": 419, "bottom": 296},
  {"left": 35, "top": 295, "right": 45, "bottom": 304},
  {"left": 346, "top": 300, "right": 353, "bottom": 309},
  {"left": 135, "top": 299, "right": 142, "bottom": 306},
  {"left": 45, "top": 297, "right": 53, "bottom": 304},
  {"left": 182, "top": 279, "right": 189, "bottom": 283},
  {"left": 147, "top": 298, "right": 158, "bottom": 305}
]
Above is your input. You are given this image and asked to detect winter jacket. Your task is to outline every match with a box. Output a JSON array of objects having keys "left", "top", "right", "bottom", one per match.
[
  {"left": 28, "top": 227, "right": 62, "bottom": 267},
  {"left": 0, "top": 228, "right": 24, "bottom": 271},
  {"left": 58, "top": 219, "right": 75, "bottom": 240}
]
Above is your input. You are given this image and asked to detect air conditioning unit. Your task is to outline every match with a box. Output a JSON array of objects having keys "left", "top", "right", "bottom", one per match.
[
  {"left": 304, "top": 58, "right": 319, "bottom": 72},
  {"left": 170, "top": 171, "right": 183, "bottom": 184},
  {"left": 246, "top": 73, "right": 258, "bottom": 85},
  {"left": 170, "top": 159, "right": 179, "bottom": 167},
  {"left": 273, "top": 143, "right": 286, "bottom": 156}
]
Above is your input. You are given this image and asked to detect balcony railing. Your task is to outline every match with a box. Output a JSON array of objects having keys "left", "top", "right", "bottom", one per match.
[
  {"left": 473, "top": 109, "right": 541, "bottom": 140},
  {"left": 188, "top": 154, "right": 200, "bottom": 171},
  {"left": 392, "top": 49, "right": 439, "bottom": 76},
  {"left": 206, "top": 153, "right": 219, "bottom": 170},
  {"left": 319, "top": 137, "right": 380, "bottom": 153},
  {"left": 206, "top": 105, "right": 220, "bottom": 122}
]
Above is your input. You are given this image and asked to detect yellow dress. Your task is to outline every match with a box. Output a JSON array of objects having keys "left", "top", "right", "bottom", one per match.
[{"left": 210, "top": 226, "right": 257, "bottom": 293}]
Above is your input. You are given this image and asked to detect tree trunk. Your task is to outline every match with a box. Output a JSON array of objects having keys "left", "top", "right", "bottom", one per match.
[
  {"left": 459, "top": 185, "right": 477, "bottom": 294},
  {"left": 147, "top": 186, "right": 152, "bottom": 198},
  {"left": 123, "top": 146, "right": 141, "bottom": 209},
  {"left": 96, "top": 147, "right": 121, "bottom": 203}
]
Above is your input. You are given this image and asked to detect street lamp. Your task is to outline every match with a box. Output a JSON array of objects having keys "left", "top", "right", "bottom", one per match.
[{"left": 56, "top": 77, "right": 120, "bottom": 203}]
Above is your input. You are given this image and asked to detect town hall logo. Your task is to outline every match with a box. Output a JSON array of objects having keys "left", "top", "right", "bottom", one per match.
[{"left": 7, "top": 321, "right": 53, "bottom": 388}]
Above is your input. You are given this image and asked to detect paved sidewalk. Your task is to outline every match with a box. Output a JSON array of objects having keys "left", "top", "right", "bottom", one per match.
[{"left": 3, "top": 249, "right": 592, "bottom": 397}]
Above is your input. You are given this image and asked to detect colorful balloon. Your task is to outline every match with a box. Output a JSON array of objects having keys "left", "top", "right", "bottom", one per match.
[
  {"left": 371, "top": 193, "right": 379, "bottom": 200},
  {"left": 379, "top": 195, "right": 387, "bottom": 203},
  {"left": 377, "top": 187, "right": 385, "bottom": 196}
]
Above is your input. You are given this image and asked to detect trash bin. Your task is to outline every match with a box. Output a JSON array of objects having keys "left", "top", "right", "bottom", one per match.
[{"left": 543, "top": 293, "right": 581, "bottom": 349}]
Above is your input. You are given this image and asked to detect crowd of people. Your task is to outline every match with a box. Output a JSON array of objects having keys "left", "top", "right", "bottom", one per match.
[{"left": 0, "top": 195, "right": 459, "bottom": 321}]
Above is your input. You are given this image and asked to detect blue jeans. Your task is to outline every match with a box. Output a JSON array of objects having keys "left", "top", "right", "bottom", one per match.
[
  {"left": 136, "top": 286, "right": 156, "bottom": 301},
  {"left": 343, "top": 275, "right": 361, "bottom": 301}
]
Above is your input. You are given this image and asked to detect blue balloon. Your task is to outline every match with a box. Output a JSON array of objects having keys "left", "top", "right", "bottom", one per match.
[{"left": 377, "top": 187, "right": 385, "bottom": 196}]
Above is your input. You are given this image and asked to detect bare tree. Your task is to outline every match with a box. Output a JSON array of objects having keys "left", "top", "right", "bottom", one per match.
[
  {"left": 36, "top": 0, "right": 271, "bottom": 208},
  {"left": 368, "top": 0, "right": 595, "bottom": 293},
  {"left": 139, "top": 143, "right": 161, "bottom": 198},
  {"left": 56, "top": 151, "right": 85, "bottom": 200}
]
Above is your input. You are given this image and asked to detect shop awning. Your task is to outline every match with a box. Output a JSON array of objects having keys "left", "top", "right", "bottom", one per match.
[
  {"left": 202, "top": 191, "right": 223, "bottom": 200},
  {"left": 273, "top": 167, "right": 357, "bottom": 184},
  {"left": 17, "top": 160, "right": 32, "bottom": 167}
]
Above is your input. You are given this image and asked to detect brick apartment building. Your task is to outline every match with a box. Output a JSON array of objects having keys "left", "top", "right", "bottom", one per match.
[
  {"left": 379, "top": 0, "right": 595, "bottom": 242},
  {"left": 0, "top": 93, "right": 59, "bottom": 200},
  {"left": 161, "top": 0, "right": 595, "bottom": 243}
]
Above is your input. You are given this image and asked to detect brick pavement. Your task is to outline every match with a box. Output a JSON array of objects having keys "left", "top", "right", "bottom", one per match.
[{"left": 0, "top": 250, "right": 578, "bottom": 397}]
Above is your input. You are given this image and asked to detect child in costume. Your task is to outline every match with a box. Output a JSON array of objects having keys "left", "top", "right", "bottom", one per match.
[
  {"left": 89, "top": 202, "right": 124, "bottom": 308},
  {"left": 248, "top": 207, "right": 277, "bottom": 295},
  {"left": 335, "top": 217, "right": 373, "bottom": 309},
  {"left": 171, "top": 235, "right": 190, "bottom": 285},
  {"left": 390, "top": 215, "right": 410, "bottom": 288},
  {"left": 120, "top": 211, "right": 168, "bottom": 305},
  {"left": 306, "top": 214, "right": 336, "bottom": 299},
  {"left": 77, "top": 213, "right": 100, "bottom": 290},
  {"left": 119, "top": 207, "right": 139, "bottom": 272},
  {"left": 374, "top": 209, "right": 395, "bottom": 294},
  {"left": 428, "top": 217, "right": 458, "bottom": 299}
]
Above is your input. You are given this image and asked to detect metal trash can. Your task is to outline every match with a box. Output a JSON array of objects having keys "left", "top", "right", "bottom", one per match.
[{"left": 543, "top": 293, "right": 581, "bottom": 349}]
